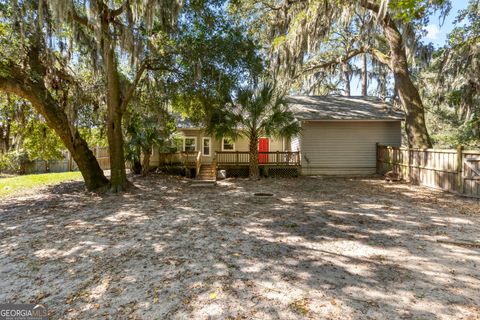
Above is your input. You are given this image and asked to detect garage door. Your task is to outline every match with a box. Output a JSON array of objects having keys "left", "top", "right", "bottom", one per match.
[{"left": 301, "top": 121, "right": 401, "bottom": 175}]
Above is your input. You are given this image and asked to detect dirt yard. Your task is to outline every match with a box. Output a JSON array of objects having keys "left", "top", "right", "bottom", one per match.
[{"left": 1, "top": 175, "right": 479, "bottom": 319}]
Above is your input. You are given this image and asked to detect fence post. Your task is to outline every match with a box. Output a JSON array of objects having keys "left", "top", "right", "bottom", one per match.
[
  {"left": 456, "top": 145, "right": 464, "bottom": 194},
  {"left": 406, "top": 148, "right": 411, "bottom": 182},
  {"left": 68, "top": 151, "right": 73, "bottom": 171}
]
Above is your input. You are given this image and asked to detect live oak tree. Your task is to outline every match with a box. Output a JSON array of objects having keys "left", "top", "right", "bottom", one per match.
[
  {"left": 170, "top": 1, "right": 264, "bottom": 125},
  {"left": 0, "top": 5, "right": 110, "bottom": 190},
  {"left": 1, "top": 0, "right": 262, "bottom": 189},
  {"left": 36, "top": 0, "right": 182, "bottom": 191},
  {"left": 292, "top": 12, "right": 375, "bottom": 96},
  {"left": 208, "top": 83, "right": 300, "bottom": 179},
  {"left": 1, "top": 0, "right": 182, "bottom": 191},
  {"left": 231, "top": 0, "right": 452, "bottom": 148}
]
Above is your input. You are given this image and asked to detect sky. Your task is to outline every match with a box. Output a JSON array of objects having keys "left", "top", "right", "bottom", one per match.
[
  {"left": 423, "top": 1, "right": 470, "bottom": 47},
  {"left": 350, "top": 1, "right": 470, "bottom": 95}
]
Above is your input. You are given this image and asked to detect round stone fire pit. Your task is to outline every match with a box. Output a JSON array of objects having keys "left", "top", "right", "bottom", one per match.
[
  {"left": 252, "top": 192, "right": 275, "bottom": 203},
  {"left": 253, "top": 192, "right": 274, "bottom": 197}
]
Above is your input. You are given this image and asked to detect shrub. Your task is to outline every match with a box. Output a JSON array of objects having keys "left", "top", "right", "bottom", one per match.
[{"left": 0, "top": 149, "right": 30, "bottom": 174}]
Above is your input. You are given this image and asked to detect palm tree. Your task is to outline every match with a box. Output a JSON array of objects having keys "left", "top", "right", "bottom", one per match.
[
  {"left": 208, "top": 83, "right": 300, "bottom": 179},
  {"left": 125, "top": 115, "right": 163, "bottom": 176}
]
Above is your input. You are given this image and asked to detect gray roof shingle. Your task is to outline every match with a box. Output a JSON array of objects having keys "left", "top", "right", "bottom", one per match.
[{"left": 287, "top": 96, "right": 405, "bottom": 121}]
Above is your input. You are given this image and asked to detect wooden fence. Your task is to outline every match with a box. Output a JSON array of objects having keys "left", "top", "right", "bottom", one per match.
[
  {"left": 25, "top": 146, "right": 111, "bottom": 174},
  {"left": 377, "top": 144, "right": 480, "bottom": 198},
  {"left": 92, "top": 146, "right": 110, "bottom": 170}
]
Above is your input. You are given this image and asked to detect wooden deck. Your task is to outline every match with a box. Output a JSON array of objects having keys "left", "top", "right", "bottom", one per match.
[
  {"left": 215, "top": 151, "right": 300, "bottom": 168},
  {"left": 156, "top": 151, "right": 301, "bottom": 178},
  {"left": 156, "top": 151, "right": 300, "bottom": 168},
  {"left": 157, "top": 151, "right": 199, "bottom": 167}
]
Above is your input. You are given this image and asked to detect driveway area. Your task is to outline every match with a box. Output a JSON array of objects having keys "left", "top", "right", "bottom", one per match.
[{"left": 1, "top": 175, "right": 479, "bottom": 319}]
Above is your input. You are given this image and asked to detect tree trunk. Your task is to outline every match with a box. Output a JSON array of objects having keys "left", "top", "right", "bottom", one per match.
[
  {"left": 106, "top": 106, "right": 128, "bottom": 191},
  {"left": 249, "top": 133, "right": 260, "bottom": 179},
  {"left": 361, "top": 54, "right": 368, "bottom": 96},
  {"left": 131, "top": 146, "right": 142, "bottom": 174},
  {"left": 342, "top": 62, "right": 351, "bottom": 96},
  {"left": 384, "top": 25, "right": 432, "bottom": 148},
  {"left": 362, "top": 1, "right": 432, "bottom": 148},
  {"left": 4, "top": 121, "right": 10, "bottom": 152},
  {"left": 141, "top": 147, "right": 151, "bottom": 176},
  {"left": 0, "top": 61, "right": 109, "bottom": 191},
  {"left": 103, "top": 39, "right": 129, "bottom": 192}
]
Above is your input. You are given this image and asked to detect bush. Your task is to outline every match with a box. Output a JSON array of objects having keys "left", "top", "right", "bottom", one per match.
[{"left": 0, "top": 149, "right": 30, "bottom": 174}]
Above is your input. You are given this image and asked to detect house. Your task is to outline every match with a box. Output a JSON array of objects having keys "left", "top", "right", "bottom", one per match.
[
  {"left": 150, "top": 96, "right": 404, "bottom": 177},
  {"left": 150, "top": 115, "right": 297, "bottom": 178},
  {"left": 288, "top": 96, "right": 404, "bottom": 175}
]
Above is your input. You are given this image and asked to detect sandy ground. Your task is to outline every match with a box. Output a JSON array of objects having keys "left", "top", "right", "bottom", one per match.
[{"left": 1, "top": 175, "right": 480, "bottom": 320}]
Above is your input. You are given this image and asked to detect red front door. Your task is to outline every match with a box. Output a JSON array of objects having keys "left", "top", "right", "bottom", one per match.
[{"left": 258, "top": 138, "right": 269, "bottom": 163}]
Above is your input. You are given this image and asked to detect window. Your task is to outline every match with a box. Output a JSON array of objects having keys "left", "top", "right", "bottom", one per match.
[
  {"left": 183, "top": 137, "right": 197, "bottom": 152},
  {"left": 202, "top": 137, "right": 211, "bottom": 156},
  {"left": 222, "top": 138, "right": 235, "bottom": 151}
]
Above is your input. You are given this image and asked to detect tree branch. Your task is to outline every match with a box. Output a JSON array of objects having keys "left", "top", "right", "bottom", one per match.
[
  {"left": 360, "top": 0, "right": 398, "bottom": 33},
  {"left": 295, "top": 48, "right": 366, "bottom": 78},
  {"left": 110, "top": 0, "right": 129, "bottom": 19},
  {"left": 71, "top": 9, "right": 94, "bottom": 31},
  {"left": 120, "top": 60, "right": 148, "bottom": 112},
  {"left": 369, "top": 47, "right": 391, "bottom": 67},
  {"left": 295, "top": 45, "right": 392, "bottom": 80}
]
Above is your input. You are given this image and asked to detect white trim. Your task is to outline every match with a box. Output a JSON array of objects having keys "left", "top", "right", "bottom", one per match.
[
  {"left": 183, "top": 136, "right": 197, "bottom": 152},
  {"left": 202, "top": 137, "right": 211, "bottom": 156},
  {"left": 222, "top": 137, "right": 236, "bottom": 151}
]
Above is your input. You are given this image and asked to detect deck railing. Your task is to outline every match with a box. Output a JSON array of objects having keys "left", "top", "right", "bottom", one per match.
[
  {"left": 157, "top": 151, "right": 301, "bottom": 167},
  {"left": 195, "top": 151, "right": 202, "bottom": 174},
  {"left": 216, "top": 151, "right": 300, "bottom": 166},
  {"left": 158, "top": 151, "right": 199, "bottom": 166}
]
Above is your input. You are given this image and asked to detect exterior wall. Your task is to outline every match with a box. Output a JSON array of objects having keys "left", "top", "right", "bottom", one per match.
[
  {"left": 299, "top": 120, "right": 402, "bottom": 175},
  {"left": 151, "top": 128, "right": 286, "bottom": 166},
  {"left": 290, "top": 135, "right": 300, "bottom": 152}
]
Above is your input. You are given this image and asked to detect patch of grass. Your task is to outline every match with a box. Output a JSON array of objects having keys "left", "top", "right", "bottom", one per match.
[
  {"left": 284, "top": 222, "right": 299, "bottom": 229},
  {"left": 0, "top": 172, "right": 83, "bottom": 197},
  {"left": 289, "top": 298, "right": 310, "bottom": 315}
]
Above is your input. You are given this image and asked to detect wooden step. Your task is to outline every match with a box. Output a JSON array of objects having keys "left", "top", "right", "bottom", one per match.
[
  {"left": 198, "top": 171, "right": 215, "bottom": 176},
  {"left": 191, "top": 179, "right": 216, "bottom": 187},
  {"left": 197, "top": 175, "right": 215, "bottom": 180},
  {"left": 197, "top": 164, "right": 217, "bottom": 182}
]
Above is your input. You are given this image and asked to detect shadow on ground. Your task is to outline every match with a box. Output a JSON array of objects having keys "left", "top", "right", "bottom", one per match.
[{"left": 0, "top": 174, "right": 479, "bottom": 319}]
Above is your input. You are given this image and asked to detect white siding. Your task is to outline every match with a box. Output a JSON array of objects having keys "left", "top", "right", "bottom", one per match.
[
  {"left": 290, "top": 135, "right": 301, "bottom": 152},
  {"left": 300, "top": 121, "right": 401, "bottom": 175},
  {"left": 226, "top": 136, "right": 283, "bottom": 152},
  {"left": 151, "top": 129, "right": 285, "bottom": 166}
]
